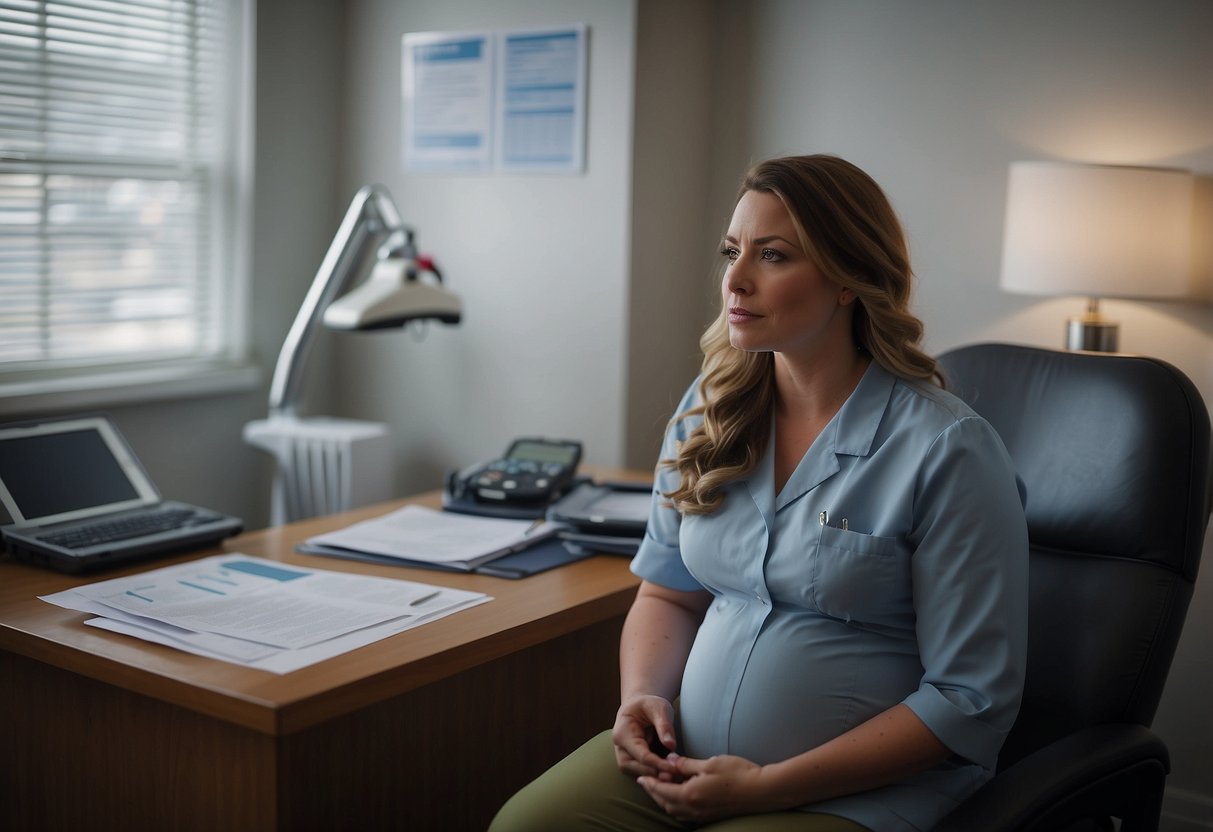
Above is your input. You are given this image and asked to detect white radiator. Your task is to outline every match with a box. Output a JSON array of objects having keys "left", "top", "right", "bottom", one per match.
[{"left": 244, "top": 416, "right": 393, "bottom": 525}]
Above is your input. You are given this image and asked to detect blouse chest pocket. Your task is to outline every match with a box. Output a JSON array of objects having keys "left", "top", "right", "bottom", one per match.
[{"left": 798, "top": 524, "right": 913, "bottom": 625}]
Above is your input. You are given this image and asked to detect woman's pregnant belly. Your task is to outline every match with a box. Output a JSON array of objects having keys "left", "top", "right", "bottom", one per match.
[{"left": 678, "top": 602, "right": 923, "bottom": 764}]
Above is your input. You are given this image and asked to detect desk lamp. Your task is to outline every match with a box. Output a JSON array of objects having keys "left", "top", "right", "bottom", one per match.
[
  {"left": 245, "top": 185, "right": 461, "bottom": 524},
  {"left": 999, "top": 161, "right": 1193, "bottom": 352}
]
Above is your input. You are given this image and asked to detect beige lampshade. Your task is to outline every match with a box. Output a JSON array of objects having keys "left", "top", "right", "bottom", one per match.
[{"left": 999, "top": 162, "right": 1194, "bottom": 299}]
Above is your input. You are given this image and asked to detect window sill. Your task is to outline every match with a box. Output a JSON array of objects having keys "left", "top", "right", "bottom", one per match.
[{"left": 0, "top": 361, "right": 263, "bottom": 417}]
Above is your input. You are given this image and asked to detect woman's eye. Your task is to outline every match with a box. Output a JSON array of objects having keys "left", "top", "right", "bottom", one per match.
[
  {"left": 720, "top": 246, "right": 739, "bottom": 261},
  {"left": 761, "top": 248, "right": 783, "bottom": 262}
]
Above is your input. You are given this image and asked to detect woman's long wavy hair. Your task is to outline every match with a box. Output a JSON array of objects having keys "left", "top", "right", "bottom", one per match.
[{"left": 665, "top": 155, "right": 940, "bottom": 515}]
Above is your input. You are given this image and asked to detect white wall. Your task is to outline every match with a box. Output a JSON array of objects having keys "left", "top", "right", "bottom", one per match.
[
  {"left": 332, "top": 0, "right": 638, "bottom": 495},
  {"left": 626, "top": 0, "right": 720, "bottom": 466},
  {"left": 705, "top": 1, "right": 1213, "bottom": 827}
]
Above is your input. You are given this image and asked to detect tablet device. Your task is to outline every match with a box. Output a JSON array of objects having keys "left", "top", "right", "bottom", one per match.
[{"left": 546, "top": 481, "right": 651, "bottom": 537}]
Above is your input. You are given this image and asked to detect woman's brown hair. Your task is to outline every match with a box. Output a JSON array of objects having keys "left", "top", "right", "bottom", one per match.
[{"left": 665, "top": 155, "right": 939, "bottom": 514}]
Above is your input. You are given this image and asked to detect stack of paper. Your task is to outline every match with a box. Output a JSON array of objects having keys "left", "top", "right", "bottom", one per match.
[
  {"left": 40, "top": 554, "right": 491, "bottom": 674},
  {"left": 299, "top": 504, "right": 565, "bottom": 571}
]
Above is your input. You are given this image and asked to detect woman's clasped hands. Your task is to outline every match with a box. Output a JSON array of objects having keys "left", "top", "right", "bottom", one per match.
[
  {"left": 612, "top": 693, "right": 774, "bottom": 824},
  {"left": 612, "top": 693, "right": 679, "bottom": 778}
]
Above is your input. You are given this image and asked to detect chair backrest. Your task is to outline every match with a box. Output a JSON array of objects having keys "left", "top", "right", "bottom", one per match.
[{"left": 937, "top": 343, "right": 1212, "bottom": 769}]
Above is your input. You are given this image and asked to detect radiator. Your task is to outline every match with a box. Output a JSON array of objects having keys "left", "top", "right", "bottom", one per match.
[{"left": 244, "top": 416, "right": 393, "bottom": 525}]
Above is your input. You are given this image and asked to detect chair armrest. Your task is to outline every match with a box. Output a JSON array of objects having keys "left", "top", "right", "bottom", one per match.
[{"left": 933, "top": 723, "right": 1169, "bottom": 832}]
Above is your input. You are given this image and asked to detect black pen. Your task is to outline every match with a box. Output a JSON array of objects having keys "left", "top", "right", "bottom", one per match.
[{"left": 410, "top": 590, "right": 441, "bottom": 607}]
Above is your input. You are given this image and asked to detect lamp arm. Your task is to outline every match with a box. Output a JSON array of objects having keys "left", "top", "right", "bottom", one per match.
[{"left": 267, "top": 185, "right": 406, "bottom": 415}]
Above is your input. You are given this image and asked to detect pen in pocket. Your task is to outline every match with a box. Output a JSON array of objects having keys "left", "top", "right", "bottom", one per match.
[{"left": 819, "top": 511, "right": 848, "bottom": 531}]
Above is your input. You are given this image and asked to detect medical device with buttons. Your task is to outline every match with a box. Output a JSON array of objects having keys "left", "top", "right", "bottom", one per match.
[{"left": 459, "top": 438, "right": 583, "bottom": 505}]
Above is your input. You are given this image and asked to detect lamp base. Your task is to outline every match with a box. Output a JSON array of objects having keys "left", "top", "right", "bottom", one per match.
[{"left": 1066, "top": 316, "right": 1119, "bottom": 352}]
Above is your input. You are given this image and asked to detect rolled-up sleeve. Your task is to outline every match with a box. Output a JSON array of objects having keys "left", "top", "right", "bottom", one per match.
[
  {"left": 630, "top": 382, "right": 706, "bottom": 592},
  {"left": 902, "top": 416, "right": 1029, "bottom": 771}
]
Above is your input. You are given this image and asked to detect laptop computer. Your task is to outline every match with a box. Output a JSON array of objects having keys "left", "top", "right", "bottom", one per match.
[{"left": 0, "top": 415, "right": 243, "bottom": 574}]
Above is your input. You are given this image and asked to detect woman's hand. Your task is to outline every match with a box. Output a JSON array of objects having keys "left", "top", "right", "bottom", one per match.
[
  {"left": 637, "top": 753, "right": 771, "bottom": 823},
  {"left": 612, "top": 694, "right": 680, "bottom": 778},
  {"left": 637, "top": 705, "right": 948, "bottom": 823},
  {"left": 613, "top": 581, "right": 710, "bottom": 780}
]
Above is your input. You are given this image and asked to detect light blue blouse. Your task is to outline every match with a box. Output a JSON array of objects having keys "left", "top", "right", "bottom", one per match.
[{"left": 631, "top": 362, "right": 1028, "bottom": 832}]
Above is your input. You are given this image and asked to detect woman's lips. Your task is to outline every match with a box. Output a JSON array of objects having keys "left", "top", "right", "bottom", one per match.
[{"left": 728, "top": 307, "right": 761, "bottom": 324}]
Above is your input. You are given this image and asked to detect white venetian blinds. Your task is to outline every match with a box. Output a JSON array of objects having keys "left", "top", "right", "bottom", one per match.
[{"left": 0, "top": 0, "right": 238, "bottom": 373}]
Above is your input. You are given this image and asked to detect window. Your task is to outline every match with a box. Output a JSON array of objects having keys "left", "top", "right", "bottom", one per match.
[{"left": 0, "top": 0, "right": 253, "bottom": 410}]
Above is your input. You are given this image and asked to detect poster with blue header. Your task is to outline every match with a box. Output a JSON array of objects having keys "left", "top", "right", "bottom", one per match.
[
  {"left": 402, "top": 30, "right": 494, "bottom": 172},
  {"left": 494, "top": 25, "right": 587, "bottom": 173}
]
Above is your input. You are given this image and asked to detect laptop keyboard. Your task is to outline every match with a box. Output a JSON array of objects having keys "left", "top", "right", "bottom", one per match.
[{"left": 41, "top": 507, "right": 209, "bottom": 550}]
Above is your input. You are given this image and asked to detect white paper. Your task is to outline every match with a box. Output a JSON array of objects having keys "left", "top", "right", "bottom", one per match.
[
  {"left": 82, "top": 591, "right": 490, "bottom": 675},
  {"left": 58, "top": 558, "right": 425, "bottom": 649},
  {"left": 401, "top": 25, "right": 587, "bottom": 174},
  {"left": 41, "top": 554, "right": 492, "bottom": 673},
  {"left": 495, "top": 25, "right": 587, "bottom": 172},
  {"left": 50, "top": 593, "right": 281, "bottom": 661},
  {"left": 402, "top": 30, "right": 494, "bottom": 172},
  {"left": 306, "top": 504, "right": 560, "bottom": 567}
]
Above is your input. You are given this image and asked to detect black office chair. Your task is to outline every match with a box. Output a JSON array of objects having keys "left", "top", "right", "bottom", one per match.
[{"left": 932, "top": 343, "right": 1211, "bottom": 832}]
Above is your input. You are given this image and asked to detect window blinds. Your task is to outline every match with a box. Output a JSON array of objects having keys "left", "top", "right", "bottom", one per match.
[{"left": 0, "top": 0, "right": 232, "bottom": 371}]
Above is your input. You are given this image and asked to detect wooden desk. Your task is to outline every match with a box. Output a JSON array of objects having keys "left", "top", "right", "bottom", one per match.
[{"left": 0, "top": 489, "right": 642, "bottom": 831}]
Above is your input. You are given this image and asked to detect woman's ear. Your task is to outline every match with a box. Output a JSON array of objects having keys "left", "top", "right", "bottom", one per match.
[{"left": 838, "top": 287, "right": 857, "bottom": 306}]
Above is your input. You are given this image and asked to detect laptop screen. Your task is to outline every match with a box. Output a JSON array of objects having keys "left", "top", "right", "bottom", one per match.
[{"left": 0, "top": 417, "right": 159, "bottom": 527}]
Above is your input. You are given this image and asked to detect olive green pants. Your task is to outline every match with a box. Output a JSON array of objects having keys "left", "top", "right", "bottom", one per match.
[{"left": 489, "top": 730, "right": 869, "bottom": 832}]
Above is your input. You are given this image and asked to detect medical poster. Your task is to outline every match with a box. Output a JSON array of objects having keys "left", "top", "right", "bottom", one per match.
[
  {"left": 402, "top": 31, "right": 494, "bottom": 172},
  {"left": 401, "top": 25, "right": 587, "bottom": 174},
  {"left": 495, "top": 25, "right": 587, "bottom": 172}
]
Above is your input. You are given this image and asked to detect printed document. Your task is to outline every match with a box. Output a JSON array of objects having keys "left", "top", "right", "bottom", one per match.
[
  {"left": 303, "top": 504, "right": 563, "bottom": 570},
  {"left": 40, "top": 554, "right": 491, "bottom": 673}
]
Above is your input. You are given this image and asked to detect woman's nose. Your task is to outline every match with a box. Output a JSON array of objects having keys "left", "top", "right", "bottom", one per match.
[{"left": 724, "top": 259, "right": 751, "bottom": 295}]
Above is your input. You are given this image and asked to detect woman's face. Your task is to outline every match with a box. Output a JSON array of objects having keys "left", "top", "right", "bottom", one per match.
[{"left": 720, "top": 190, "right": 855, "bottom": 363}]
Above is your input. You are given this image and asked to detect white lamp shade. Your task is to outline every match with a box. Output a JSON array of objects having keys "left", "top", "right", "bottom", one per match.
[{"left": 999, "top": 162, "right": 1194, "bottom": 299}]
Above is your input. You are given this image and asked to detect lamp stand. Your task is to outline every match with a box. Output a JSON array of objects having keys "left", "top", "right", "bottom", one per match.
[
  {"left": 1066, "top": 297, "right": 1118, "bottom": 352},
  {"left": 245, "top": 185, "right": 459, "bottom": 524}
]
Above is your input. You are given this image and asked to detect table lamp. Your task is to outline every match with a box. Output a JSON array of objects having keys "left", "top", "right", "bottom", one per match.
[
  {"left": 245, "top": 185, "right": 462, "bottom": 524},
  {"left": 999, "top": 161, "right": 1194, "bottom": 352}
]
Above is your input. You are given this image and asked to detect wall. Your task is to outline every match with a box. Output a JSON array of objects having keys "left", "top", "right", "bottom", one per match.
[
  {"left": 625, "top": 0, "right": 719, "bottom": 467},
  {"left": 705, "top": 1, "right": 1213, "bottom": 827},
  {"left": 239, "top": 0, "right": 349, "bottom": 523},
  {"left": 332, "top": 0, "right": 639, "bottom": 496}
]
